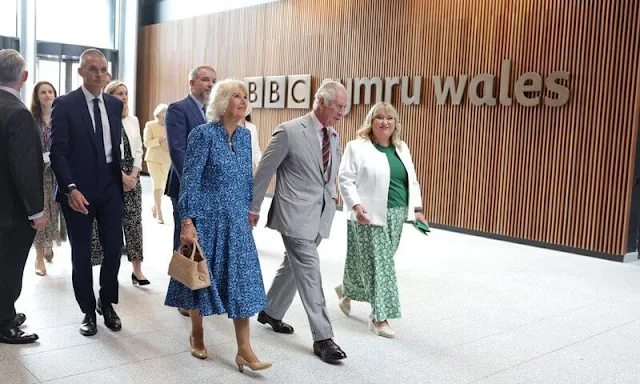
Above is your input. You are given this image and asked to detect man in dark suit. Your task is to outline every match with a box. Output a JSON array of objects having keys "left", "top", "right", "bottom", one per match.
[
  {"left": 0, "top": 49, "right": 47, "bottom": 344},
  {"left": 50, "top": 49, "right": 125, "bottom": 336},
  {"left": 165, "top": 65, "right": 216, "bottom": 317}
]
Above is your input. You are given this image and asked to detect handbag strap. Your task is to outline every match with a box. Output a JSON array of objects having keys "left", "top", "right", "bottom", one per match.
[{"left": 188, "top": 238, "right": 203, "bottom": 260}]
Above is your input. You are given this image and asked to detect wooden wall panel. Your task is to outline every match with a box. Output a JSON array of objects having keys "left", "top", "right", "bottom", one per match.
[{"left": 137, "top": 0, "right": 640, "bottom": 257}]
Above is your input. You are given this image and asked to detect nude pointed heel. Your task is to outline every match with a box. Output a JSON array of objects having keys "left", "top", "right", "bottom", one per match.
[{"left": 235, "top": 355, "right": 272, "bottom": 372}]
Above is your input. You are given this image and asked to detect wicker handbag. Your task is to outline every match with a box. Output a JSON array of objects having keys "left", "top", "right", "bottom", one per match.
[{"left": 168, "top": 239, "right": 211, "bottom": 290}]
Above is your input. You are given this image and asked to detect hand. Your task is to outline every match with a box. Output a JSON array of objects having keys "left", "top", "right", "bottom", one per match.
[
  {"left": 353, "top": 204, "right": 370, "bottom": 224},
  {"left": 180, "top": 221, "right": 198, "bottom": 245},
  {"left": 68, "top": 189, "right": 90, "bottom": 215},
  {"left": 332, "top": 197, "right": 338, "bottom": 203},
  {"left": 121, "top": 172, "right": 137, "bottom": 192},
  {"left": 31, "top": 216, "right": 48, "bottom": 230},
  {"left": 249, "top": 212, "right": 260, "bottom": 228},
  {"left": 415, "top": 212, "right": 428, "bottom": 226},
  {"left": 159, "top": 137, "right": 167, "bottom": 144}
]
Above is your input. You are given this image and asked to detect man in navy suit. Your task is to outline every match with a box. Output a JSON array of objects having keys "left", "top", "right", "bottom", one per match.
[
  {"left": 165, "top": 65, "right": 216, "bottom": 317},
  {"left": 50, "top": 49, "right": 125, "bottom": 336}
]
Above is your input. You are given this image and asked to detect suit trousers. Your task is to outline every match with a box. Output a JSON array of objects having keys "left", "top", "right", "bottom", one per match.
[
  {"left": 0, "top": 218, "right": 36, "bottom": 331},
  {"left": 265, "top": 234, "right": 334, "bottom": 341},
  {"left": 61, "top": 167, "right": 123, "bottom": 314}
]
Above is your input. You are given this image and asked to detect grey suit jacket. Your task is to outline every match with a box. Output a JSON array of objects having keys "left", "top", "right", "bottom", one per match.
[{"left": 251, "top": 113, "right": 342, "bottom": 241}]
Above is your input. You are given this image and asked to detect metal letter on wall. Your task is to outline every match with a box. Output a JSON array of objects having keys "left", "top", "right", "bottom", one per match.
[
  {"left": 287, "top": 74, "right": 311, "bottom": 109},
  {"left": 264, "top": 76, "right": 286, "bottom": 108},
  {"left": 544, "top": 71, "right": 571, "bottom": 107},
  {"left": 402, "top": 76, "right": 422, "bottom": 105},
  {"left": 244, "top": 77, "right": 263, "bottom": 108},
  {"left": 384, "top": 77, "right": 401, "bottom": 103},
  {"left": 469, "top": 74, "right": 497, "bottom": 106},
  {"left": 514, "top": 72, "right": 543, "bottom": 107},
  {"left": 353, "top": 77, "right": 384, "bottom": 105}
]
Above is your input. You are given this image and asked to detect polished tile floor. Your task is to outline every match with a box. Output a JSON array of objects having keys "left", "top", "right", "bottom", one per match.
[{"left": 3, "top": 176, "right": 640, "bottom": 383}]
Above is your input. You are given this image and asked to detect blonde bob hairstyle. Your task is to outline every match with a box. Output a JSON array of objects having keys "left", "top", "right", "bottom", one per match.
[
  {"left": 206, "top": 79, "right": 249, "bottom": 123},
  {"left": 105, "top": 80, "right": 129, "bottom": 117},
  {"left": 356, "top": 102, "right": 403, "bottom": 147}
]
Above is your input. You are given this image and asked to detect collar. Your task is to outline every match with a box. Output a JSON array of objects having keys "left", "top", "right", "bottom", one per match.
[
  {"left": 82, "top": 85, "right": 104, "bottom": 104},
  {"left": 189, "top": 94, "right": 206, "bottom": 111},
  {"left": 310, "top": 111, "right": 326, "bottom": 132},
  {"left": 0, "top": 85, "right": 21, "bottom": 100}
]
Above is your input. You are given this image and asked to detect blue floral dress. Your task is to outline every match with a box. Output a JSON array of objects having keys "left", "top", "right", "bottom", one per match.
[{"left": 164, "top": 122, "right": 267, "bottom": 318}]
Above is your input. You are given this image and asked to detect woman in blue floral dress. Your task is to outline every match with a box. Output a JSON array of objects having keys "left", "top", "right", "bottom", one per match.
[{"left": 165, "top": 80, "right": 271, "bottom": 372}]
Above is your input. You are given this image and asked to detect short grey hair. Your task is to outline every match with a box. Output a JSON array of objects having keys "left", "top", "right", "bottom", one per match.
[
  {"left": 188, "top": 65, "right": 216, "bottom": 82},
  {"left": 0, "top": 49, "right": 26, "bottom": 85},
  {"left": 79, "top": 48, "right": 107, "bottom": 67},
  {"left": 206, "top": 79, "right": 248, "bottom": 123},
  {"left": 313, "top": 79, "right": 347, "bottom": 109},
  {"left": 153, "top": 103, "right": 168, "bottom": 118}
]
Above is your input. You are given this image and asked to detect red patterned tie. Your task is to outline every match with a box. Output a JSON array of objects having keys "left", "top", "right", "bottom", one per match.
[{"left": 322, "top": 127, "right": 330, "bottom": 182}]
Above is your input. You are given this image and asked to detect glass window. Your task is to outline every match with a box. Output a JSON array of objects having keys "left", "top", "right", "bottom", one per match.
[
  {"left": 0, "top": 0, "right": 18, "bottom": 37},
  {"left": 36, "top": 58, "right": 66, "bottom": 96},
  {"left": 36, "top": 0, "right": 117, "bottom": 49}
]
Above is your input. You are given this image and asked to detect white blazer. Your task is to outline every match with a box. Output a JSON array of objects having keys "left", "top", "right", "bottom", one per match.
[
  {"left": 121, "top": 115, "right": 143, "bottom": 170},
  {"left": 245, "top": 121, "right": 263, "bottom": 166},
  {"left": 338, "top": 137, "right": 423, "bottom": 227}
]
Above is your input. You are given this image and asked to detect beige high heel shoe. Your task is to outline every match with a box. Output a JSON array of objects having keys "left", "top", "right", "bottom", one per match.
[
  {"left": 235, "top": 355, "right": 272, "bottom": 372},
  {"left": 190, "top": 335, "right": 208, "bottom": 359},
  {"left": 35, "top": 252, "right": 46, "bottom": 276},
  {"left": 368, "top": 315, "right": 395, "bottom": 338},
  {"left": 335, "top": 285, "right": 350, "bottom": 316}
]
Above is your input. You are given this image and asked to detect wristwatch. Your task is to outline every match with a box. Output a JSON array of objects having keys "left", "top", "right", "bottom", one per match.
[{"left": 66, "top": 184, "right": 78, "bottom": 195}]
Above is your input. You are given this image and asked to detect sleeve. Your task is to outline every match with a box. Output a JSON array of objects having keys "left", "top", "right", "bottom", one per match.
[
  {"left": 338, "top": 141, "right": 360, "bottom": 210},
  {"left": 7, "top": 109, "right": 45, "bottom": 217},
  {"left": 177, "top": 126, "right": 210, "bottom": 221},
  {"left": 165, "top": 103, "right": 188, "bottom": 179},
  {"left": 403, "top": 142, "right": 423, "bottom": 210},
  {"left": 250, "top": 126, "right": 289, "bottom": 213},
  {"left": 143, "top": 121, "right": 160, "bottom": 148},
  {"left": 49, "top": 98, "right": 75, "bottom": 189},
  {"left": 130, "top": 116, "right": 144, "bottom": 170}
]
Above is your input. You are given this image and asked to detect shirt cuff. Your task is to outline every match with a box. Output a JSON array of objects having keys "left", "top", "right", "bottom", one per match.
[
  {"left": 28, "top": 211, "right": 45, "bottom": 220},
  {"left": 249, "top": 211, "right": 260, "bottom": 215}
]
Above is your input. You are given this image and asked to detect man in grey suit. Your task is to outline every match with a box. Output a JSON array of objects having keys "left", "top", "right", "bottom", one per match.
[
  {"left": 249, "top": 79, "right": 348, "bottom": 363},
  {"left": 0, "top": 49, "right": 47, "bottom": 344}
]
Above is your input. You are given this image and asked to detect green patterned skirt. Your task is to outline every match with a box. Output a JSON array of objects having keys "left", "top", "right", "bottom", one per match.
[{"left": 342, "top": 206, "right": 406, "bottom": 321}]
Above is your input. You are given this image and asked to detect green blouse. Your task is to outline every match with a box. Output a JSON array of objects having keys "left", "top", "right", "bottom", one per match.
[{"left": 374, "top": 143, "right": 409, "bottom": 208}]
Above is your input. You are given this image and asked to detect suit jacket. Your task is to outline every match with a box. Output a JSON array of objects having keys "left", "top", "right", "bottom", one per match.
[
  {"left": 165, "top": 95, "right": 206, "bottom": 198},
  {"left": 0, "top": 89, "right": 44, "bottom": 229},
  {"left": 49, "top": 87, "right": 124, "bottom": 202},
  {"left": 339, "top": 137, "right": 423, "bottom": 226},
  {"left": 143, "top": 120, "right": 171, "bottom": 165},
  {"left": 251, "top": 113, "right": 342, "bottom": 241}
]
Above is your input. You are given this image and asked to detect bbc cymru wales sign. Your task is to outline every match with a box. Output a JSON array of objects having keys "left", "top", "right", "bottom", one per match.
[{"left": 244, "top": 59, "right": 570, "bottom": 115}]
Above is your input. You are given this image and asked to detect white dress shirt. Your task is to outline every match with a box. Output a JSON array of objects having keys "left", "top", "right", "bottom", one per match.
[
  {"left": 81, "top": 86, "right": 113, "bottom": 163},
  {"left": 0, "top": 85, "right": 45, "bottom": 220},
  {"left": 121, "top": 115, "right": 143, "bottom": 170}
]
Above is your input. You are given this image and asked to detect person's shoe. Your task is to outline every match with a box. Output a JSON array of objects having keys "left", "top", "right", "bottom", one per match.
[
  {"left": 13, "top": 313, "right": 26, "bottom": 327},
  {"left": 313, "top": 339, "right": 347, "bottom": 362},
  {"left": 178, "top": 308, "right": 190, "bottom": 317},
  {"left": 189, "top": 334, "right": 208, "bottom": 359},
  {"left": 79, "top": 312, "right": 97, "bottom": 336},
  {"left": 236, "top": 355, "right": 272, "bottom": 372},
  {"left": 97, "top": 299, "right": 122, "bottom": 331},
  {"left": 257, "top": 311, "right": 294, "bottom": 334},
  {"left": 44, "top": 249, "right": 54, "bottom": 262},
  {"left": 131, "top": 273, "right": 151, "bottom": 286},
  {"left": 35, "top": 254, "right": 46, "bottom": 276},
  {"left": 369, "top": 318, "right": 396, "bottom": 338},
  {"left": 0, "top": 327, "right": 38, "bottom": 344},
  {"left": 335, "top": 285, "right": 351, "bottom": 316}
]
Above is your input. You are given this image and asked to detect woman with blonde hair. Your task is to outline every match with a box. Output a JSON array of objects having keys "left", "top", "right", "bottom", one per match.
[
  {"left": 90, "top": 81, "right": 148, "bottom": 285},
  {"left": 143, "top": 103, "right": 171, "bottom": 223},
  {"left": 165, "top": 79, "right": 271, "bottom": 372},
  {"left": 335, "top": 102, "right": 427, "bottom": 338}
]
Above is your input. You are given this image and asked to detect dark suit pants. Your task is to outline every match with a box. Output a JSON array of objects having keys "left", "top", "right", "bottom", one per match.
[
  {"left": 61, "top": 169, "right": 123, "bottom": 314},
  {"left": 0, "top": 218, "right": 36, "bottom": 331}
]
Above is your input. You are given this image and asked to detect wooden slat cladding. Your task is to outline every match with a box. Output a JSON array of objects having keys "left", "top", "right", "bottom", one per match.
[{"left": 136, "top": 0, "right": 640, "bottom": 256}]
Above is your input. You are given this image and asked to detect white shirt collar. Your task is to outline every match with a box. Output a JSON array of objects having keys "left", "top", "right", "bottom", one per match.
[
  {"left": 82, "top": 85, "right": 104, "bottom": 104},
  {"left": 0, "top": 85, "right": 21, "bottom": 100},
  {"left": 310, "top": 111, "right": 326, "bottom": 132}
]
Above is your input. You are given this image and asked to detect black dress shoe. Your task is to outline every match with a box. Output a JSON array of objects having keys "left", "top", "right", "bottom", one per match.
[
  {"left": 257, "top": 311, "right": 294, "bottom": 334},
  {"left": 0, "top": 327, "right": 38, "bottom": 344},
  {"left": 13, "top": 313, "right": 26, "bottom": 327},
  {"left": 97, "top": 299, "right": 122, "bottom": 331},
  {"left": 178, "top": 308, "right": 190, "bottom": 317},
  {"left": 313, "top": 339, "right": 347, "bottom": 362},
  {"left": 79, "top": 313, "right": 97, "bottom": 336}
]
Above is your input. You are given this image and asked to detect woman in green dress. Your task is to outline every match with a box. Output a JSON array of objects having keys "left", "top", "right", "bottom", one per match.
[{"left": 336, "top": 102, "right": 428, "bottom": 338}]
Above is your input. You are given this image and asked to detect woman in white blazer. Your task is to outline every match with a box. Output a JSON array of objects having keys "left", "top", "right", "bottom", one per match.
[
  {"left": 238, "top": 104, "right": 262, "bottom": 166},
  {"left": 335, "top": 102, "right": 428, "bottom": 338},
  {"left": 91, "top": 81, "right": 149, "bottom": 285}
]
